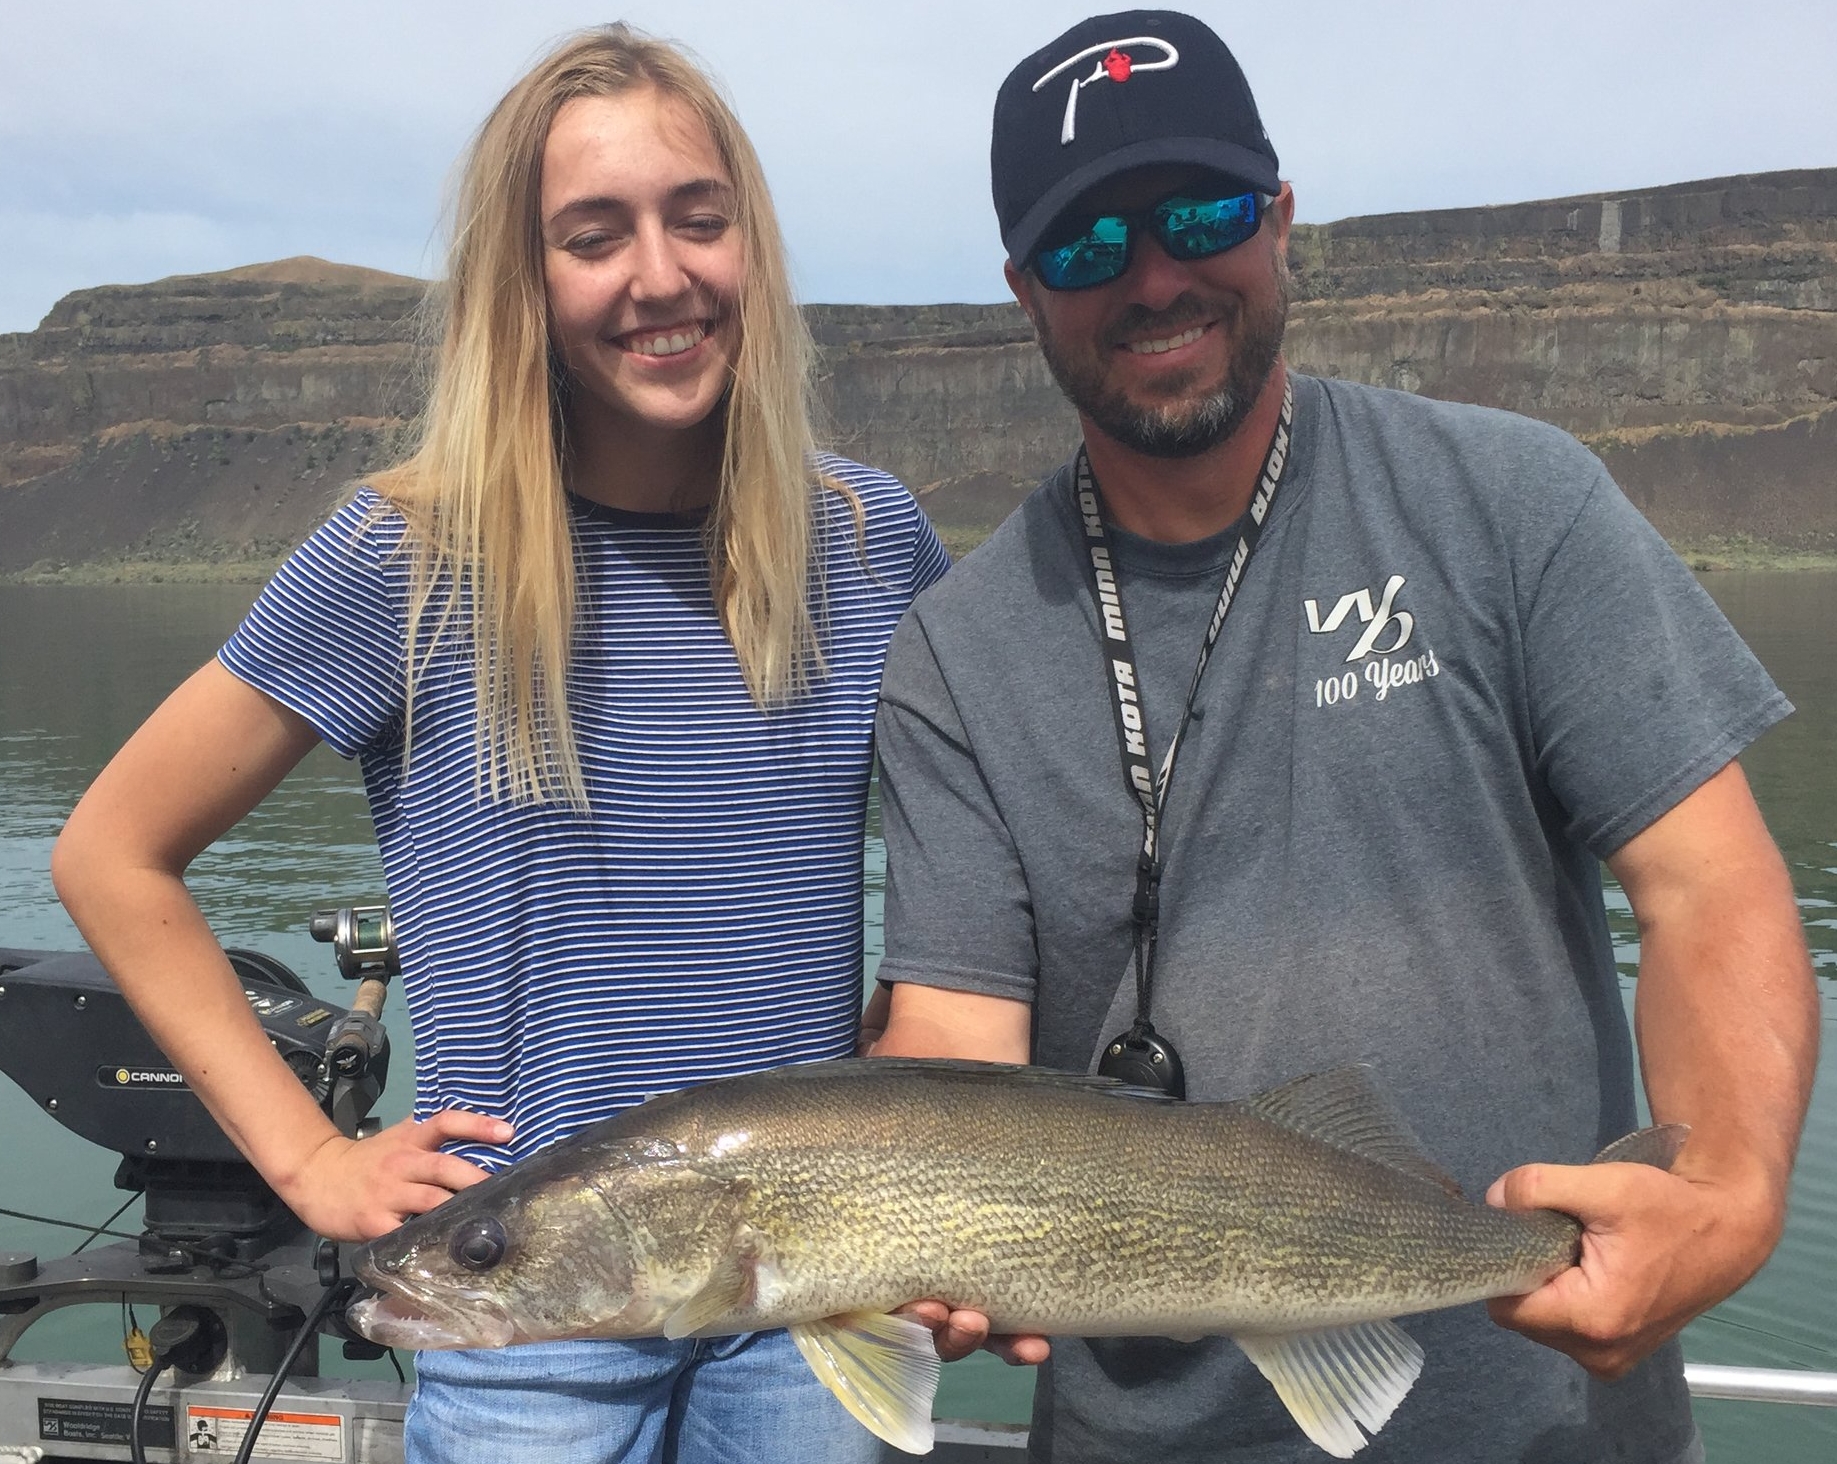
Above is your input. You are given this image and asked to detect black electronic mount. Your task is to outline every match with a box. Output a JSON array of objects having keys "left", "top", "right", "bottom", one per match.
[{"left": 0, "top": 907, "right": 405, "bottom": 1462}]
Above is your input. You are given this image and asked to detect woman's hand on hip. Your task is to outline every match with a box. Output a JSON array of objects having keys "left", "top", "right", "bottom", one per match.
[{"left": 286, "top": 1109, "right": 514, "bottom": 1241}]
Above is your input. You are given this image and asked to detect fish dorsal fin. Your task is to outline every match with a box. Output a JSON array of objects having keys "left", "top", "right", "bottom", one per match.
[
  {"left": 1236, "top": 1319, "right": 1424, "bottom": 1458},
  {"left": 790, "top": 1311, "right": 941, "bottom": 1455},
  {"left": 1244, "top": 1067, "right": 1462, "bottom": 1197},
  {"left": 808, "top": 1057, "right": 1179, "bottom": 1101}
]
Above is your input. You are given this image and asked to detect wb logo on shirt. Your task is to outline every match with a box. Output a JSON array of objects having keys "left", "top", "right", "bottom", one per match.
[{"left": 1304, "top": 575, "right": 1414, "bottom": 661}]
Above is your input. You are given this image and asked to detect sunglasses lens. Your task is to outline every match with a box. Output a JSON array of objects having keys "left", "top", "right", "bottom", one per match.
[
  {"left": 1032, "top": 194, "right": 1262, "bottom": 289},
  {"left": 1034, "top": 215, "right": 1130, "bottom": 290},
  {"left": 1156, "top": 193, "right": 1261, "bottom": 260}
]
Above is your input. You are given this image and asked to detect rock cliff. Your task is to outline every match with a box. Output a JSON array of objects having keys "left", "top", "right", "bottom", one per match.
[
  {"left": 818, "top": 169, "right": 1837, "bottom": 550},
  {"left": 2, "top": 168, "right": 1833, "bottom": 573}
]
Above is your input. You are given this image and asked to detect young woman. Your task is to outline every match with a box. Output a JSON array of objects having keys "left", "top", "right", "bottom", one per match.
[{"left": 52, "top": 25, "right": 948, "bottom": 1463}]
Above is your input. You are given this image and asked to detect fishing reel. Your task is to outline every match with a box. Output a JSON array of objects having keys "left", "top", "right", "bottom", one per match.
[
  {"left": 310, "top": 903, "right": 399, "bottom": 1135},
  {"left": 0, "top": 905, "right": 398, "bottom": 1255}
]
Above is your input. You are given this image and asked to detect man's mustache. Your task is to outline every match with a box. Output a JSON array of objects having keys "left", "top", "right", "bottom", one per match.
[{"left": 1101, "top": 295, "right": 1233, "bottom": 351}]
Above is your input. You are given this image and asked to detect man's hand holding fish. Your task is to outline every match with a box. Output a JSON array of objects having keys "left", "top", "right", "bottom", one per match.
[{"left": 1484, "top": 761, "right": 1815, "bottom": 1379}]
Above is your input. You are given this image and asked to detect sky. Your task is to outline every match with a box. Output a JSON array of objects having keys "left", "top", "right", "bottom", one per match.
[{"left": 2, "top": 0, "right": 1833, "bottom": 334}]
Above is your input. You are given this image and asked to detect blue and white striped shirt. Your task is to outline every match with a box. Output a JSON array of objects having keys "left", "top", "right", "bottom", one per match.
[{"left": 221, "top": 458, "right": 949, "bottom": 1166}]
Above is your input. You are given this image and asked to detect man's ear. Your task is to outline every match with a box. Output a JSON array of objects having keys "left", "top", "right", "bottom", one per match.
[
  {"left": 1267, "top": 182, "right": 1296, "bottom": 250},
  {"left": 1004, "top": 260, "right": 1039, "bottom": 325}
]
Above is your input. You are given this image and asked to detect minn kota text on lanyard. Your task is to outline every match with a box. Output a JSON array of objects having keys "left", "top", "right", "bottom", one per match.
[{"left": 1076, "top": 378, "right": 1293, "bottom": 1098}]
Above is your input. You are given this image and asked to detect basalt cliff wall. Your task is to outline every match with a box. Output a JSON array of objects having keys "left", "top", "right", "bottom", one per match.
[
  {"left": 0, "top": 258, "right": 425, "bottom": 570},
  {"left": 818, "top": 168, "right": 1837, "bottom": 550},
  {"left": 2, "top": 168, "right": 1833, "bottom": 573}
]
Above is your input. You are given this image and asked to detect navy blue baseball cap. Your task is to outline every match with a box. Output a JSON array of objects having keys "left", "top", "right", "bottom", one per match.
[{"left": 992, "top": 11, "right": 1281, "bottom": 269}]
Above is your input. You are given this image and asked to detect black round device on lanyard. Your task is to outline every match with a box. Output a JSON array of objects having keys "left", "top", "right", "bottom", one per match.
[
  {"left": 1098, "top": 1020, "right": 1188, "bottom": 1095},
  {"left": 1081, "top": 382, "right": 1294, "bottom": 1099}
]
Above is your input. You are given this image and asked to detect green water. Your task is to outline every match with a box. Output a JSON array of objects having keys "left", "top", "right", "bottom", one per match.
[{"left": 0, "top": 577, "right": 1832, "bottom": 1455}]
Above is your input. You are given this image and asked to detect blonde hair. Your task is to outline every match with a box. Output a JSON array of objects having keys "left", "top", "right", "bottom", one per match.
[{"left": 372, "top": 24, "right": 841, "bottom": 805}]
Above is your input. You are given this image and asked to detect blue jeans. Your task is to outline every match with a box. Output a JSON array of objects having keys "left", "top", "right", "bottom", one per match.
[{"left": 404, "top": 1330, "right": 885, "bottom": 1464}]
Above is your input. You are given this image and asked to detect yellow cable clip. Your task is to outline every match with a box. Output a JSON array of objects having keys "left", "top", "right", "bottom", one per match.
[{"left": 125, "top": 1324, "right": 154, "bottom": 1371}]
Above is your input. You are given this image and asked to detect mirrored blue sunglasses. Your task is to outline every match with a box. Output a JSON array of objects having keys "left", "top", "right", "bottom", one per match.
[{"left": 1032, "top": 191, "right": 1267, "bottom": 291}]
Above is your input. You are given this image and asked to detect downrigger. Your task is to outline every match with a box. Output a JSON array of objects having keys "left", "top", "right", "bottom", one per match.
[{"left": 0, "top": 907, "right": 410, "bottom": 1464}]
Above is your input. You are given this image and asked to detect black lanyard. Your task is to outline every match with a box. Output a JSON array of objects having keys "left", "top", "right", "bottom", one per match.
[{"left": 1073, "top": 378, "right": 1294, "bottom": 1034}]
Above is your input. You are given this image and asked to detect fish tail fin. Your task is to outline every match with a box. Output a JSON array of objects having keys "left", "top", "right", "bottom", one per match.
[
  {"left": 1236, "top": 1318, "right": 1423, "bottom": 1458},
  {"left": 1592, "top": 1123, "right": 1689, "bottom": 1171},
  {"left": 790, "top": 1311, "right": 941, "bottom": 1455}
]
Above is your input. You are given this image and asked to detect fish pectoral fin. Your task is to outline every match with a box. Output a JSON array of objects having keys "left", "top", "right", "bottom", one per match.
[
  {"left": 1235, "top": 1319, "right": 1424, "bottom": 1460},
  {"left": 661, "top": 1252, "right": 756, "bottom": 1340},
  {"left": 790, "top": 1311, "right": 941, "bottom": 1456}
]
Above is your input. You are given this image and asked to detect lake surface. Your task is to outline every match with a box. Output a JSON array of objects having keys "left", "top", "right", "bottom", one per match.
[{"left": 1, "top": 576, "right": 1833, "bottom": 1456}]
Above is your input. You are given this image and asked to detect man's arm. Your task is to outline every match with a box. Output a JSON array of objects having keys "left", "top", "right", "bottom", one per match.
[
  {"left": 870, "top": 982, "right": 1033, "bottom": 1062},
  {"left": 869, "top": 615, "right": 1053, "bottom": 1362},
  {"left": 869, "top": 982, "right": 1045, "bottom": 1363},
  {"left": 1486, "top": 759, "right": 1818, "bottom": 1376}
]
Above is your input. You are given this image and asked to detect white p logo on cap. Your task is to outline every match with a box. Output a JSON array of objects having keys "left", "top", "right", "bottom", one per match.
[{"left": 1033, "top": 36, "right": 1180, "bottom": 145}]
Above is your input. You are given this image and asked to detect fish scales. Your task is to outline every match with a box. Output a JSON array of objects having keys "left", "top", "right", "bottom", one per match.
[{"left": 653, "top": 1064, "right": 1577, "bottom": 1335}]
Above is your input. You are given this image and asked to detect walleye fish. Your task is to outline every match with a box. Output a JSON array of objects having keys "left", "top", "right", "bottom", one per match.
[{"left": 348, "top": 1059, "right": 1683, "bottom": 1458}]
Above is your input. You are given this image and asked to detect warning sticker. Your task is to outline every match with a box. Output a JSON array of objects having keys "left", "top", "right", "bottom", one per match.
[
  {"left": 41, "top": 1396, "right": 175, "bottom": 1448},
  {"left": 186, "top": 1405, "right": 345, "bottom": 1460}
]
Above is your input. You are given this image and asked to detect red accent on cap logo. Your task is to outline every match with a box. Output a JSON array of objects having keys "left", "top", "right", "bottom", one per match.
[{"left": 1033, "top": 36, "right": 1180, "bottom": 145}]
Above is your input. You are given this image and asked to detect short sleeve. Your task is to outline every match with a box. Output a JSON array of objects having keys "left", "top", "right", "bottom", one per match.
[
  {"left": 818, "top": 453, "right": 951, "bottom": 609},
  {"left": 908, "top": 514, "right": 952, "bottom": 599},
  {"left": 875, "top": 611, "right": 1038, "bottom": 1002},
  {"left": 1522, "top": 467, "right": 1791, "bottom": 856},
  {"left": 218, "top": 492, "right": 409, "bottom": 758}
]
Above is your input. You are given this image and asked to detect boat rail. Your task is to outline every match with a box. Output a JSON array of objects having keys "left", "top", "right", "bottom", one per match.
[
  {"left": 0, "top": 1360, "right": 1829, "bottom": 1463},
  {"left": 1683, "top": 1362, "right": 1837, "bottom": 1407},
  {"left": 917, "top": 1365, "right": 1837, "bottom": 1462}
]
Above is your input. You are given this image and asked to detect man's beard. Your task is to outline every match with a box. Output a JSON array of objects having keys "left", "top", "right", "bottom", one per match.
[{"left": 1035, "top": 263, "right": 1289, "bottom": 460}]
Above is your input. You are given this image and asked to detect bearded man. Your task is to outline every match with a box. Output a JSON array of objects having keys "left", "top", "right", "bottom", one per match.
[{"left": 868, "top": 10, "right": 1818, "bottom": 1463}]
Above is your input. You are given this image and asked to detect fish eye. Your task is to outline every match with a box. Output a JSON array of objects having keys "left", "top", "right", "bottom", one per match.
[{"left": 450, "top": 1217, "right": 508, "bottom": 1273}]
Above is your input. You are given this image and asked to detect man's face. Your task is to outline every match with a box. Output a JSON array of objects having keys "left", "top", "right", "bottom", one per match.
[{"left": 1009, "top": 167, "right": 1293, "bottom": 459}]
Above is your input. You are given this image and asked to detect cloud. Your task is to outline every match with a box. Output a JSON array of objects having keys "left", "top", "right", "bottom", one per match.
[{"left": 1, "top": 0, "right": 1833, "bottom": 331}]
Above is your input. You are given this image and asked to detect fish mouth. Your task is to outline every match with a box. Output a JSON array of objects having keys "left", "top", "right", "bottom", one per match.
[{"left": 345, "top": 1284, "right": 516, "bottom": 1351}]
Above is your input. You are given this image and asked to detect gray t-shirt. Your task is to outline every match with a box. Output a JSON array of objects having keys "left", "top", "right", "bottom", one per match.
[{"left": 875, "top": 373, "right": 1789, "bottom": 1463}]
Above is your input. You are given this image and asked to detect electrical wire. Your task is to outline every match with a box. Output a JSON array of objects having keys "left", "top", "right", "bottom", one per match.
[
  {"left": 128, "top": 1356, "right": 171, "bottom": 1464},
  {"left": 70, "top": 1190, "right": 142, "bottom": 1254},
  {"left": 0, "top": 1202, "right": 142, "bottom": 1243},
  {"left": 231, "top": 1278, "right": 359, "bottom": 1464},
  {"left": 0, "top": 1202, "right": 269, "bottom": 1277}
]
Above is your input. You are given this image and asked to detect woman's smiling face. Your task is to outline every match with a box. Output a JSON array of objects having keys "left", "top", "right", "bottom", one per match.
[{"left": 540, "top": 88, "right": 743, "bottom": 447}]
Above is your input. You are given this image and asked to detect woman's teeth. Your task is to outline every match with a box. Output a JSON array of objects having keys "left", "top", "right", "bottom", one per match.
[
  {"left": 1125, "top": 324, "right": 1207, "bottom": 355},
  {"left": 625, "top": 324, "right": 707, "bottom": 357}
]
